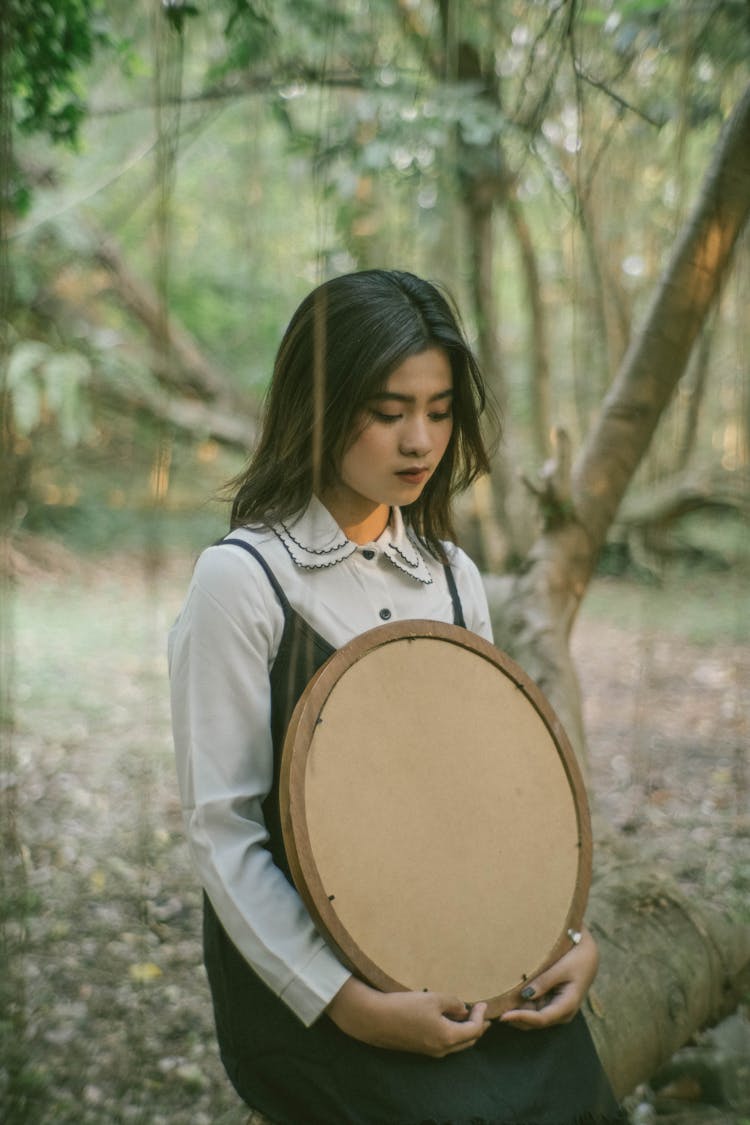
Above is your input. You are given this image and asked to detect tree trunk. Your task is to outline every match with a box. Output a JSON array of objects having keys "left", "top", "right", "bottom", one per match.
[
  {"left": 464, "top": 184, "right": 518, "bottom": 564},
  {"left": 674, "top": 313, "right": 715, "bottom": 472},
  {"left": 576, "top": 180, "right": 631, "bottom": 391},
  {"left": 484, "top": 522, "right": 591, "bottom": 763},
  {"left": 587, "top": 872, "right": 750, "bottom": 1100},
  {"left": 572, "top": 81, "right": 750, "bottom": 564},
  {"left": 487, "top": 82, "right": 750, "bottom": 761},
  {"left": 506, "top": 192, "right": 552, "bottom": 462}
]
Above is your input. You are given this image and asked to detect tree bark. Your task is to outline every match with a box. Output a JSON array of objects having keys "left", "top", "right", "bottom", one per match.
[
  {"left": 587, "top": 871, "right": 750, "bottom": 1101},
  {"left": 506, "top": 192, "right": 552, "bottom": 462},
  {"left": 576, "top": 178, "right": 631, "bottom": 390},
  {"left": 464, "top": 182, "right": 517, "bottom": 561},
  {"left": 674, "top": 314, "right": 715, "bottom": 473},
  {"left": 484, "top": 521, "right": 591, "bottom": 763}
]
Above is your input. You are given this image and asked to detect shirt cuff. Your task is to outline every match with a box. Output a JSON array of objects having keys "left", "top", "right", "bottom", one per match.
[{"left": 280, "top": 944, "right": 353, "bottom": 1027}]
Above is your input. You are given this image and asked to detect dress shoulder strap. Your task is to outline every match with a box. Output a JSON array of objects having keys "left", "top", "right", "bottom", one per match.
[
  {"left": 219, "top": 537, "right": 292, "bottom": 616},
  {"left": 442, "top": 562, "right": 466, "bottom": 629}
]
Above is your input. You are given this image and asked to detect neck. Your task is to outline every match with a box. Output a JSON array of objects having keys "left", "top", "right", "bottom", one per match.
[{"left": 318, "top": 492, "right": 390, "bottom": 545}]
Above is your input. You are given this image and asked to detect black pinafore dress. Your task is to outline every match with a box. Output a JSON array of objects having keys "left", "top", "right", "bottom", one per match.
[{"left": 203, "top": 540, "right": 624, "bottom": 1125}]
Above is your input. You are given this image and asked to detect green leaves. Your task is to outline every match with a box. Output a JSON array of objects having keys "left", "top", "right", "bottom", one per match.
[
  {"left": 219, "top": 0, "right": 278, "bottom": 71},
  {"left": 7, "top": 0, "right": 110, "bottom": 146},
  {"left": 162, "top": 1, "right": 200, "bottom": 35}
]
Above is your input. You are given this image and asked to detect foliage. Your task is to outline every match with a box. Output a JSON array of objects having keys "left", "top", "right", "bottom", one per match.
[
  {"left": 6, "top": 0, "right": 108, "bottom": 145},
  {"left": 1, "top": 0, "right": 117, "bottom": 216},
  {"left": 162, "top": 0, "right": 201, "bottom": 36},
  {"left": 4, "top": 340, "right": 91, "bottom": 446},
  {"left": 5, "top": 0, "right": 749, "bottom": 545}
]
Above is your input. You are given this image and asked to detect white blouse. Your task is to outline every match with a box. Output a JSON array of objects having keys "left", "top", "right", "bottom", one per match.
[{"left": 168, "top": 497, "right": 493, "bottom": 1026}]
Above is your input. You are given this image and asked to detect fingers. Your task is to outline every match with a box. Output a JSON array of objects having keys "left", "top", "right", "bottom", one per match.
[
  {"left": 377, "top": 991, "right": 490, "bottom": 1057},
  {"left": 328, "top": 981, "right": 491, "bottom": 1057},
  {"left": 519, "top": 935, "right": 591, "bottom": 998},
  {"left": 440, "top": 997, "right": 490, "bottom": 1032},
  {"left": 500, "top": 985, "right": 578, "bottom": 1030},
  {"left": 500, "top": 957, "right": 594, "bottom": 1029},
  {"left": 438, "top": 1000, "right": 490, "bottom": 1055},
  {"left": 499, "top": 930, "right": 600, "bottom": 1031},
  {"left": 461, "top": 1000, "right": 490, "bottom": 1034},
  {"left": 439, "top": 994, "right": 473, "bottom": 1021}
]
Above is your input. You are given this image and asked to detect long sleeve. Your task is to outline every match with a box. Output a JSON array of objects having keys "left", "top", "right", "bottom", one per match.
[
  {"left": 168, "top": 546, "right": 351, "bottom": 1026},
  {"left": 449, "top": 545, "right": 494, "bottom": 643}
]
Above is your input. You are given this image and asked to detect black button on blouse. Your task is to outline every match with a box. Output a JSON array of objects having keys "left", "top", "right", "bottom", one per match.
[
  {"left": 362, "top": 549, "right": 375, "bottom": 560},
  {"left": 379, "top": 608, "right": 392, "bottom": 621}
]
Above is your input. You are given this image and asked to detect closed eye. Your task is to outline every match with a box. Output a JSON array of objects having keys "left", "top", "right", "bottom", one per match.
[{"left": 369, "top": 409, "right": 452, "bottom": 423}]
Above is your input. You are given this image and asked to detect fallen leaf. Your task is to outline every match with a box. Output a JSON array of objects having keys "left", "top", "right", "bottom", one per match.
[{"left": 129, "top": 961, "right": 163, "bottom": 982}]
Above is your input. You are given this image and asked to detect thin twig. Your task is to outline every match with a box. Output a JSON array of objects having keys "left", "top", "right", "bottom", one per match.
[{"left": 573, "top": 66, "right": 666, "bottom": 128}]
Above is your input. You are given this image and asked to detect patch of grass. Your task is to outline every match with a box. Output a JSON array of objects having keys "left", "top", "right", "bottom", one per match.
[
  {"left": 21, "top": 497, "right": 229, "bottom": 558},
  {"left": 583, "top": 566, "right": 750, "bottom": 645},
  {"left": 589, "top": 511, "right": 750, "bottom": 645}
]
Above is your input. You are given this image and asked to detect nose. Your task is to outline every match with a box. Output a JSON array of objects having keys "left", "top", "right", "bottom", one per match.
[{"left": 399, "top": 416, "right": 432, "bottom": 458}]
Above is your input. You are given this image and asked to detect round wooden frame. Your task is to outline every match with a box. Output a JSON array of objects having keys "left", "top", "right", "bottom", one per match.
[{"left": 280, "top": 620, "right": 591, "bottom": 1017}]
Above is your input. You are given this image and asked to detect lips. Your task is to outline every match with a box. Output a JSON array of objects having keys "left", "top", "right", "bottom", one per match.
[{"left": 396, "top": 467, "right": 430, "bottom": 484}]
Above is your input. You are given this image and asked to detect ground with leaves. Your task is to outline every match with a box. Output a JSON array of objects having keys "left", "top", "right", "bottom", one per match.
[{"left": 1, "top": 544, "right": 748, "bottom": 1125}]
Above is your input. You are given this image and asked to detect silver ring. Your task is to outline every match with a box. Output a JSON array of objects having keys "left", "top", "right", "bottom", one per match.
[{"left": 567, "top": 928, "right": 582, "bottom": 945}]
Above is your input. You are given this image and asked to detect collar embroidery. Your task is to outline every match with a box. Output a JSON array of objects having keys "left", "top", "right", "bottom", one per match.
[
  {"left": 273, "top": 500, "right": 433, "bottom": 584},
  {"left": 382, "top": 536, "right": 433, "bottom": 585},
  {"left": 274, "top": 523, "right": 357, "bottom": 570},
  {"left": 386, "top": 536, "right": 421, "bottom": 569},
  {"left": 278, "top": 519, "right": 350, "bottom": 556}
]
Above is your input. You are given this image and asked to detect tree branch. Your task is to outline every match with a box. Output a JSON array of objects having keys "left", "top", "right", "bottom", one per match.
[
  {"left": 85, "top": 226, "right": 254, "bottom": 411},
  {"left": 572, "top": 65, "right": 667, "bottom": 128},
  {"left": 87, "top": 67, "right": 414, "bottom": 118},
  {"left": 572, "top": 81, "right": 750, "bottom": 566}
]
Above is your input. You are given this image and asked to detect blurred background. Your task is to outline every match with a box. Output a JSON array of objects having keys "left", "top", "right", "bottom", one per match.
[{"left": 1, "top": 1, "right": 748, "bottom": 1122}]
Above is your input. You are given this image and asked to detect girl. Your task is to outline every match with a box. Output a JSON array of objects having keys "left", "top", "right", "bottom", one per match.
[{"left": 169, "top": 270, "right": 623, "bottom": 1124}]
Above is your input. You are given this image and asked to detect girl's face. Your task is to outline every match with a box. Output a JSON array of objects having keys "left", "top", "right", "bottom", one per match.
[{"left": 322, "top": 347, "right": 453, "bottom": 538}]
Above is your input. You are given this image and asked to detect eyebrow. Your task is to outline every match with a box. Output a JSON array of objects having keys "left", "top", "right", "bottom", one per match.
[{"left": 367, "top": 389, "right": 453, "bottom": 404}]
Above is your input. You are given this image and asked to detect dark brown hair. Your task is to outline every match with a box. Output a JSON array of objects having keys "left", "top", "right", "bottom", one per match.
[{"left": 229, "top": 269, "right": 497, "bottom": 559}]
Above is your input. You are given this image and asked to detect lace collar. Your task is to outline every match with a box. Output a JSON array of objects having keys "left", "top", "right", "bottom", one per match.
[{"left": 274, "top": 497, "right": 434, "bottom": 585}]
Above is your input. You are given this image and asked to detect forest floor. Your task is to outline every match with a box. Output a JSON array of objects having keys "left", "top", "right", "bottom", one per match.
[{"left": 1, "top": 541, "right": 748, "bottom": 1125}]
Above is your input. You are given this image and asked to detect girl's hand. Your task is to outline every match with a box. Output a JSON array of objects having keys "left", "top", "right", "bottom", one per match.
[
  {"left": 327, "top": 977, "right": 491, "bottom": 1058},
  {"left": 499, "top": 926, "right": 599, "bottom": 1030}
]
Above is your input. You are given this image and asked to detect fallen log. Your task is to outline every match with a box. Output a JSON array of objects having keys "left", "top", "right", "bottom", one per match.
[
  {"left": 92, "top": 365, "right": 257, "bottom": 450},
  {"left": 42, "top": 218, "right": 257, "bottom": 415},
  {"left": 586, "top": 870, "right": 750, "bottom": 1101},
  {"left": 90, "top": 229, "right": 249, "bottom": 408},
  {"left": 616, "top": 465, "right": 750, "bottom": 530},
  {"left": 41, "top": 266, "right": 260, "bottom": 449},
  {"left": 603, "top": 465, "right": 749, "bottom": 573}
]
